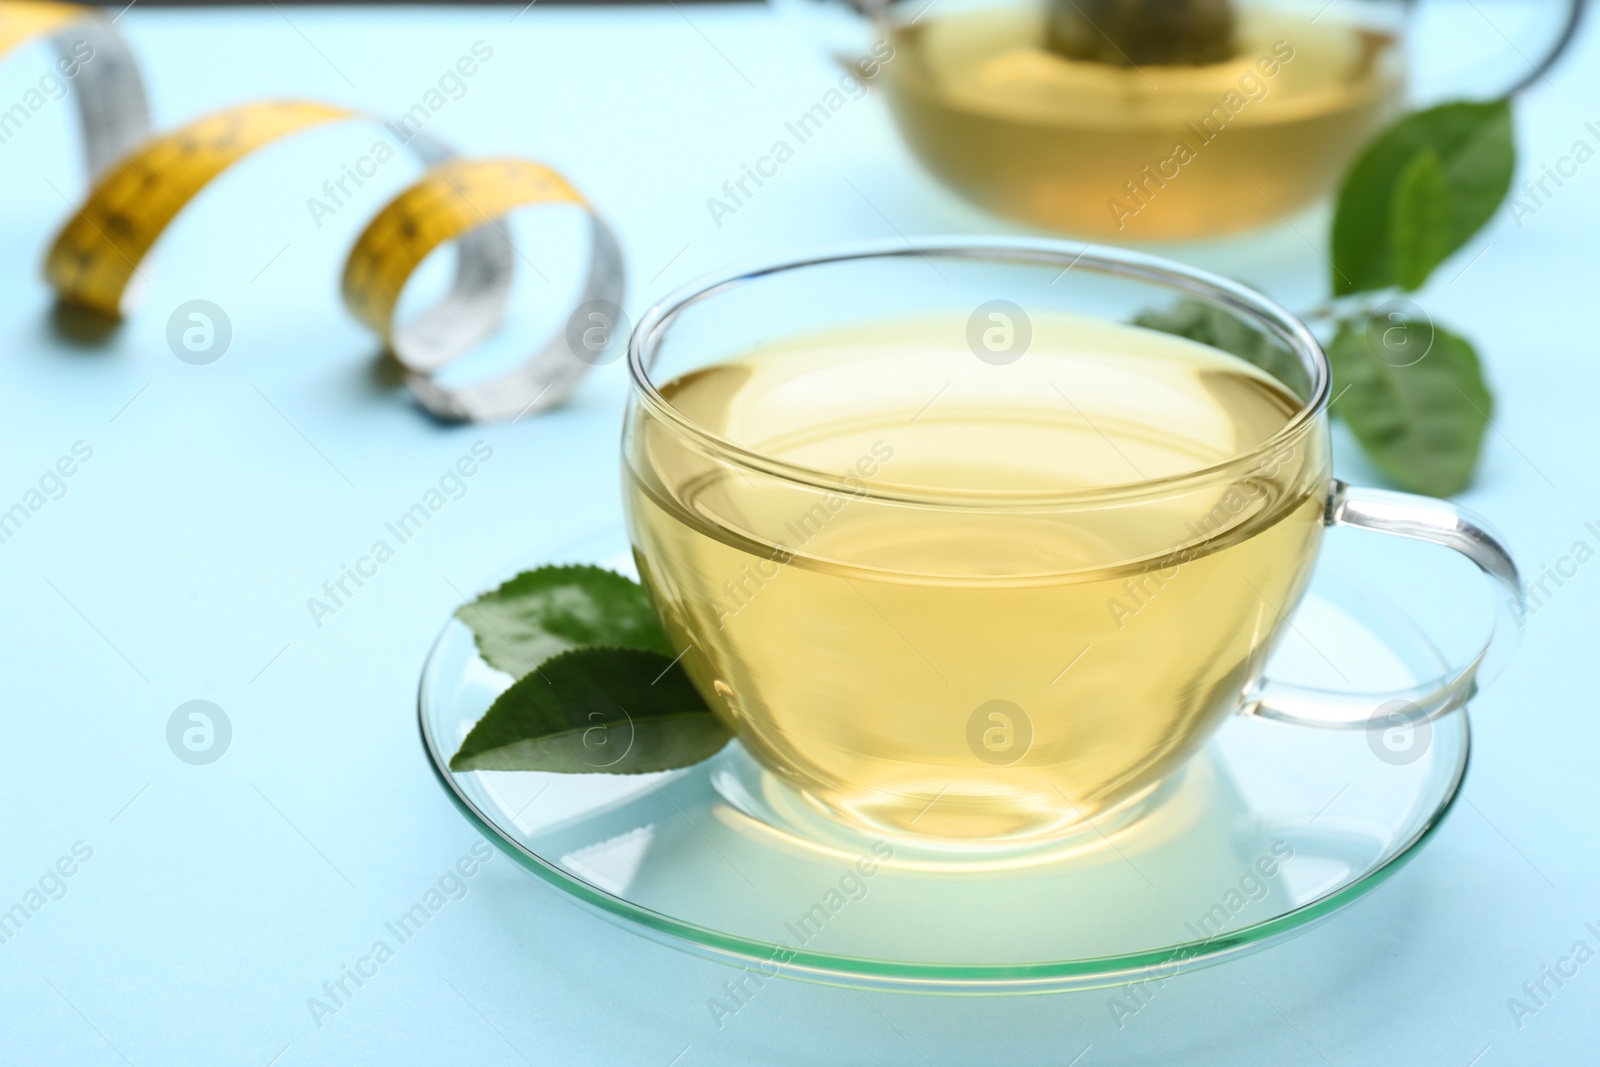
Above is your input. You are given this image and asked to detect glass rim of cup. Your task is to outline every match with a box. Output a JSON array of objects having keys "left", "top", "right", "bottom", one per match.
[{"left": 626, "top": 236, "right": 1330, "bottom": 510}]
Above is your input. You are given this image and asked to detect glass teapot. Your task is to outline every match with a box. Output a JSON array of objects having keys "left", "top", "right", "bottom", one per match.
[{"left": 777, "top": 0, "right": 1584, "bottom": 239}]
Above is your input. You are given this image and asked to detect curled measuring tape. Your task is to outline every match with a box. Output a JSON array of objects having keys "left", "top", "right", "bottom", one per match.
[
  {"left": 4, "top": 2, "right": 623, "bottom": 422},
  {"left": 0, "top": 1, "right": 149, "bottom": 176},
  {"left": 343, "top": 157, "right": 625, "bottom": 422}
]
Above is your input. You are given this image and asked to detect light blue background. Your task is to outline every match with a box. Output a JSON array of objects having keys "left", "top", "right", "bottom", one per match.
[{"left": 0, "top": 3, "right": 1595, "bottom": 1064}]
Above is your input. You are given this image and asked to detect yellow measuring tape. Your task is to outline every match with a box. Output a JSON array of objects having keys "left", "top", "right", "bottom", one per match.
[
  {"left": 4, "top": 1, "right": 624, "bottom": 421},
  {"left": 45, "top": 100, "right": 353, "bottom": 315},
  {"left": 0, "top": 0, "right": 78, "bottom": 51}
]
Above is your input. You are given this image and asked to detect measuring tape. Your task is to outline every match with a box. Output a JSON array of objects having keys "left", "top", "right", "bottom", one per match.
[
  {"left": 343, "top": 157, "right": 624, "bottom": 422},
  {"left": 0, "top": 0, "right": 148, "bottom": 175},
  {"left": 4, "top": 1, "right": 623, "bottom": 421}
]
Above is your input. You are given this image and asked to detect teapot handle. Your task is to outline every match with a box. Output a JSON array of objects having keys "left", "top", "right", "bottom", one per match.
[{"left": 1407, "top": 0, "right": 1587, "bottom": 97}]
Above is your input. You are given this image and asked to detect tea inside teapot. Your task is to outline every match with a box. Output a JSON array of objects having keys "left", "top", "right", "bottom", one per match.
[{"left": 880, "top": 0, "right": 1403, "bottom": 237}]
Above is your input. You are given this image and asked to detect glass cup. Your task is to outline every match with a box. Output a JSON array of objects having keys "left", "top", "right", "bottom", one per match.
[
  {"left": 772, "top": 0, "right": 1583, "bottom": 239},
  {"left": 623, "top": 238, "right": 1521, "bottom": 845}
]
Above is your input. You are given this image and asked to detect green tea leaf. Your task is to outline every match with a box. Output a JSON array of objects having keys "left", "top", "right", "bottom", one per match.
[
  {"left": 1045, "top": 0, "right": 1236, "bottom": 66},
  {"left": 449, "top": 647, "right": 731, "bottom": 774},
  {"left": 455, "top": 564, "right": 672, "bottom": 678},
  {"left": 1327, "top": 314, "right": 1492, "bottom": 496},
  {"left": 1331, "top": 99, "right": 1514, "bottom": 295},
  {"left": 1390, "top": 148, "right": 1451, "bottom": 291},
  {"left": 1134, "top": 299, "right": 1306, "bottom": 393}
]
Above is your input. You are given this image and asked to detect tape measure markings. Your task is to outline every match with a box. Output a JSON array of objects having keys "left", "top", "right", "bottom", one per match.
[
  {"left": 8, "top": 2, "right": 625, "bottom": 422},
  {"left": 342, "top": 158, "right": 583, "bottom": 341},
  {"left": 0, "top": 3, "right": 150, "bottom": 175},
  {"left": 341, "top": 156, "right": 625, "bottom": 423},
  {"left": 46, "top": 100, "right": 353, "bottom": 315}
]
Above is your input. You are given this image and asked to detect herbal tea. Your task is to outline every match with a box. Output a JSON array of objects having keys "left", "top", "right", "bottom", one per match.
[
  {"left": 884, "top": 4, "right": 1402, "bottom": 238},
  {"left": 624, "top": 313, "right": 1328, "bottom": 840}
]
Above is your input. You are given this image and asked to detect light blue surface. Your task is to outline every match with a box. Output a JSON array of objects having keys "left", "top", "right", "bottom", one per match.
[{"left": 0, "top": 3, "right": 1595, "bottom": 1064}]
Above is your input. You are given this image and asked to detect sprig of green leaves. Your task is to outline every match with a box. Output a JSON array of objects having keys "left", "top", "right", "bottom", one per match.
[
  {"left": 1332, "top": 100, "right": 1514, "bottom": 296},
  {"left": 454, "top": 564, "right": 673, "bottom": 676},
  {"left": 449, "top": 566, "right": 731, "bottom": 775},
  {"left": 1141, "top": 99, "right": 1513, "bottom": 497},
  {"left": 1132, "top": 300, "right": 1305, "bottom": 392},
  {"left": 1326, "top": 317, "right": 1491, "bottom": 495},
  {"left": 1324, "top": 98, "right": 1510, "bottom": 495}
]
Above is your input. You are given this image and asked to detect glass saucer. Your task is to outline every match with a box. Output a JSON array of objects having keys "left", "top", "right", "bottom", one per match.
[{"left": 418, "top": 528, "right": 1468, "bottom": 994}]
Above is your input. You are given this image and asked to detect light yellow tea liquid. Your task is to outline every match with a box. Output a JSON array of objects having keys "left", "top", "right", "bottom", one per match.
[
  {"left": 884, "top": 5, "right": 1402, "bottom": 238},
  {"left": 625, "top": 314, "right": 1327, "bottom": 841}
]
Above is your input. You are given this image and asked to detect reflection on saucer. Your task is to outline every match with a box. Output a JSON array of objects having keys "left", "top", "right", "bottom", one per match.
[{"left": 422, "top": 529, "right": 1469, "bottom": 993}]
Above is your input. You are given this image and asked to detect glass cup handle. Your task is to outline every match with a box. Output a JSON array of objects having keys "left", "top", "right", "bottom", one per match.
[{"left": 1243, "top": 480, "right": 1524, "bottom": 730}]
